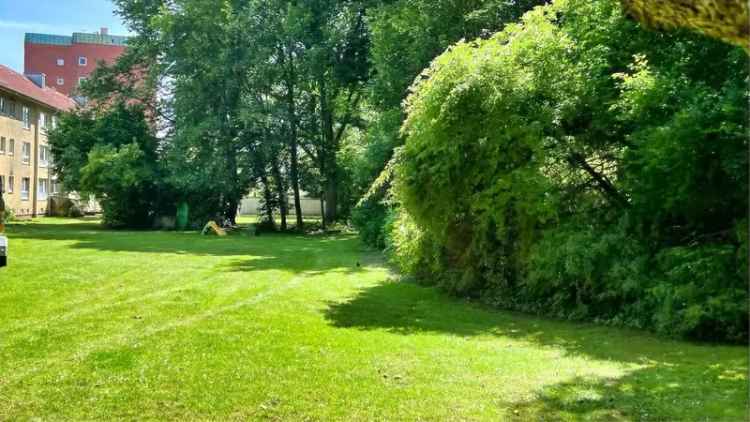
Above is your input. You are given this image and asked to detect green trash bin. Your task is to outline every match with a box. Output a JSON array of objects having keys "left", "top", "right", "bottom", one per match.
[{"left": 176, "top": 202, "right": 189, "bottom": 230}]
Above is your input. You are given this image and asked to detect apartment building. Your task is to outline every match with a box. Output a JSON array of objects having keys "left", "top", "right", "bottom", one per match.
[
  {"left": 0, "top": 65, "right": 76, "bottom": 217},
  {"left": 24, "top": 29, "right": 129, "bottom": 97}
]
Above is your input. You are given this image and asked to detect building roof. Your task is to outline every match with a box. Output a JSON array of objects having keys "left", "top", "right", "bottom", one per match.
[
  {"left": 0, "top": 65, "right": 77, "bottom": 112},
  {"left": 25, "top": 32, "right": 129, "bottom": 47}
]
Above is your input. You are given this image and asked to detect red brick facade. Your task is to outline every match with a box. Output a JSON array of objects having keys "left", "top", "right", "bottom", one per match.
[{"left": 24, "top": 31, "right": 128, "bottom": 97}]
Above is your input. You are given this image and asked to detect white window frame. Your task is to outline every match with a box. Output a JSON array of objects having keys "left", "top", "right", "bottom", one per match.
[
  {"left": 8, "top": 139, "right": 14, "bottom": 156},
  {"left": 57, "top": 77, "right": 64, "bottom": 86},
  {"left": 39, "top": 112, "right": 47, "bottom": 131},
  {"left": 78, "top": 56, "right": 87, "bottom": 66},
  {"left": 57, "top": 58, "right": 64, "bottom": 66},
  {"left": 22, "top": 142, "right": 31, "bottom": 165},
  {"left": 39, "top": 145, "right": 49, "bottom": 167},
  {"left": 22, "top": 106, "right": 30, "bottom": 129},
  {"left": 21, "top": 177, "right": 30, "bottom": 201},
  {"left": 7, "top": 175, "right": 13, "bottom": 194},
  {"left": 38, "top": 178, "right": 48, "bottom": 201},
  {"left": 0, "top": 137, "right": 5, "bottom": 154}
]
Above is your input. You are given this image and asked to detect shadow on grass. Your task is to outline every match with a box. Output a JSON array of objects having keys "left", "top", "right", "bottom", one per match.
[
  {"left": 6, "top": 220, "right": 372, "bottom": 276},
  {"left": 325, "top": 280, "right": 748, "bottom": 420}
]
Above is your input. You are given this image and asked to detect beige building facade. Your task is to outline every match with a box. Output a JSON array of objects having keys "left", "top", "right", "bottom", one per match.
[{"left": 0, "top": 65, "right": 75, "bottom": 217}]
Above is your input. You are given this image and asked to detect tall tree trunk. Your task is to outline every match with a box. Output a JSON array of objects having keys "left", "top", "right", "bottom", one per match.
[
  {"left": 318, "top": 75, "right": 338, "bottom": 224},
  {"left": 227, "top": 146, "right": 242, "bottom": 224},
  {"left": 319, "top": 196, "right": 326, "bottom": 230},
  {"left": 325, "top": 175, "right": 337, "bottom": 224},
  {"left": 260, "top": 172, "right": 275, "bottom": 228},
  {"left": 271, "top": 157, "right": 288, "bottom": 231},
  {"left": 285, "top": 54, "right": 304, "bottom": 231},
  {"left": 318, "top": 152, "right": 327, "bottom": 231},
  {"left": 290, "top": 142, "right": 303, "bottom": 229},
  {"left": 226, "top": 197, "right": 239, "bottom": 225}
]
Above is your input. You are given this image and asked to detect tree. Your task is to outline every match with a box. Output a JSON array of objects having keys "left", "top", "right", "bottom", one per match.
[{"left": 48, "top": 103, "right": 168, "bottom": 228}]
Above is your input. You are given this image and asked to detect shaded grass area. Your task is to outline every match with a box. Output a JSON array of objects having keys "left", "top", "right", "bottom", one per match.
[{"left": 0, "top": 218, "right": 747, "bottom": 420}]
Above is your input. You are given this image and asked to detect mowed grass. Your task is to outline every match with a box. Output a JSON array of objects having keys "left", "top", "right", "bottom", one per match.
[{"left": 0, "top": 218, "right": 747, "bottom": 421}]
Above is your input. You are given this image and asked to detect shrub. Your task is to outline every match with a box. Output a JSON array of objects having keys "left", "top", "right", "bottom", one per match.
[
  {"left": 519, "top": 218, "right": 651, "bottom": 323},
  {"left": 650, "top": 244, "right": 748, "bottom": 342},
  {"left": 49, "top": 103, "right": 171, "bottom": 229},
  {"left": 2, "top": 208, "right": 15, "bottom": 223},
  {"left": 386, "top": 208, "right": 440, "bottom": 281},
  {"left": 351, "top": 200, "right": 390, "bottom": 249}
]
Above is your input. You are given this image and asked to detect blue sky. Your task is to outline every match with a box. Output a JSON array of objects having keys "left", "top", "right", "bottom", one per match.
[{"left": 0, "top": 0, "right": 132, "bottom": 73}]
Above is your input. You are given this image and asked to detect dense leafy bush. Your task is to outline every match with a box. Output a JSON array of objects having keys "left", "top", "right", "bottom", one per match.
[
  {"left": 519, "top": 219, "right": 651, "bottom": 323},
  {"left": 49, "top": 103, "right": 172, "bottom": 228},
  {"left": 353, "top": 0, "right": 545, "bottom": 247},
  {"left": 2, "top": 208, "right": 15, "bottom": 222},
  {"left": 651, "top": 244, "right": 748, "bottom": 342},
  {"left": 351, "top": 200, "right": 390, "bottom": 249},
  {"left": 391, "top": 0, "right": 748, "bottom": 342}
]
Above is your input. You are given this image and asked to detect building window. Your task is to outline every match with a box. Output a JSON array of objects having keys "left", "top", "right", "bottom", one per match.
[
  {"left": 0, "top": 97, "right": 5, "bottom": 114},
  {"left": 22, "top": 106, "right": 30, "bottom": 129},
  {"left": 52, "top": 115, "right": 58, "bottom": 129},
  {"left": 22, "top": 142, "right": 31, "bottom": 164},
  {"left": 57, "top": 77, "right": 64, "bottom": 86},
  {"left": 8, "top": 139, "right": 14, "bottom": 156},
  {"left": 57, "top": 58, "right": 65, "bottom": 66},
  {"left": 78, "top": 56, "right": 87, "bottom": 66},
  {"left": 8, "top": 101, "right": 16, "bottom": 118},
  {"left": 7, "top": 176, "right": 14, "bottom": 194},
  {"left": 78, "top": 76, "right": 87, "bottom": 85},
  {"left": 51, "top": 180, "right": 60, "bottom": 195},
  {"left": 39, "top": 112, "right": 47, "bottom": 131},
  {"left": 0, "top": 175, "right": 4, "bottom": 194},
  {"left": 38, "top": 178, "right": 48, "bottom": 201},
  {"left": 0, "top": 137, "right": 5, "bottom": 154},
  {"left": 39, "top": 145, "right": 49, "bottom": 167},
  {"left": 21, "top": 177, "right": 30, "bottom": 201}
]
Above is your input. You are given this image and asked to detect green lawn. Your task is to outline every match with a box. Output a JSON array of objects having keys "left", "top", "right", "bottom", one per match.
[{"left": 0, "top": 218, "right": 747, "bottom": 420}]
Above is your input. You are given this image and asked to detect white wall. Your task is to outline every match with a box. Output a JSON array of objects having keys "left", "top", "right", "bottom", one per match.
[{"left": 239, "top": 196, "right": 324, "bottom": 216}]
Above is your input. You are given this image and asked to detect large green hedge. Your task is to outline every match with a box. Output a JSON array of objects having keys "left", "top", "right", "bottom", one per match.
[{"left": 390, "top": 0, "right": 748, "bottom": 342}]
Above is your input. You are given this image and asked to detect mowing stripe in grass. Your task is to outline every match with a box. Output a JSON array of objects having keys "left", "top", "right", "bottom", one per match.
[
  {"left": 1, "top": 263, "right": 281, "bottom": 337},
  {"left": 1, "top": 270, "right": 312, "bottom": 387}
]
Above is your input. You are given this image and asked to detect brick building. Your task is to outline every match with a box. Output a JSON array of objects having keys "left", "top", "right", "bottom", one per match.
[
  {"left": 0, "top": 65, "right": 76, "bottom": 217},
  {"left": 24, "top": 29, "right": 129, "bottom": 98}
]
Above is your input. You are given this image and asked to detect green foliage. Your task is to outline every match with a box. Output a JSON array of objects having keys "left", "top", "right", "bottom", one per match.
[
  {"left": 352, "top": 0, "right": 544, "bottom": 245},
  {"left": 60, "top": 200, "right": 83, "bottom": 218},
  {"left": 81, "top": 143, "right": 159, "bottom": 228},
  {"left": 48, "top": 103, "right": 170, "bottom": 228},
  {"left": 391, "top": 0, "right": 748, "bottom": 342},
  {"left": 368, "top": 0, "right": 544, "bottom": 110},
  {"left": 651, "top": 244, "right": 748, "bottom": 342},
  {"left": 385, "top": 207, "right": 439, "bottom": 280},
  {"left": 350, "top": 200, "right": 389, "bottom": 249},
  {"left": 2, "top": 208, "right": 15, "bottom": 223}
]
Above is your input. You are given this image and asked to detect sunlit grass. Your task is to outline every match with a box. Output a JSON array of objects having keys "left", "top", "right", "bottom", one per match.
[{"left": 0, "top": 218, "right": 746, "bottom": 420}]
